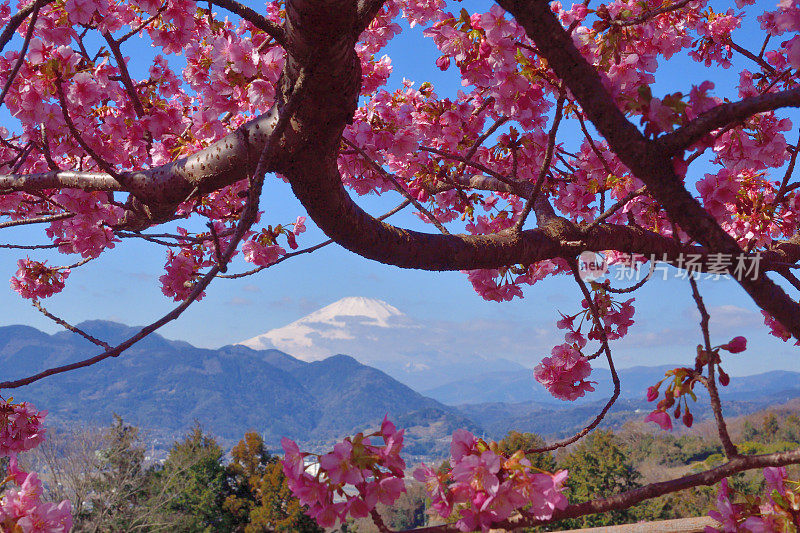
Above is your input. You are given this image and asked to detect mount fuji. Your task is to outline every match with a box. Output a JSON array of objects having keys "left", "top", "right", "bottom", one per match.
[{"left": 237, "top": 296, "right": 527, "bottom": 391}]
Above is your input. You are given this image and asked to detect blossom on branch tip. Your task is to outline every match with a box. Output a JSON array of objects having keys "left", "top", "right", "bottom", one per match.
[
  {"left": 534, "top": 344, "right": 595, "bottom": 401},
  {"left": 720, "top": 336, "right": 747, "bottom": 353},
  {"left": 10, "top": 259, "right": 69, "bottom": 300}
]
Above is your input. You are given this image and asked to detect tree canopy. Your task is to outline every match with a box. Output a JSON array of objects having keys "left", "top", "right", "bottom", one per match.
[{"left": 0, "top": 0, "right": 799, "bottom": 529}]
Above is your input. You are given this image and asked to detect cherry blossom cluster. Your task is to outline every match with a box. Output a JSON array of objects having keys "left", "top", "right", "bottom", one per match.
[
  {"left": 0, "top": 457, "right": 72, "bottom": 532},
  {"left": 413, "top": 429, "right": 568, "bottom": 532},
  {"left": 645, "top": 337, "right": 746, "bottom": 431},
  {"left": 763, "top": 311, "right": 800, "bottom": 345},
  {"left": 707, "top": 467, "right": 800, "bottom": 531},
  {"left": 532, "top": 286, "right": 635, "bottom": 401},
  {"left": 0, "top": 399, "right": 47, "bottom": 456},
  {"left": 0, "top": 399, "right": 72, "bottom": 532},
  {"left": 10, "top": 258, "right": 69, "bottom": 299},
  {"left": 281, "top": 416, "right": 407, "bottom": 528},
  {"left": 534, "top": 343, "right": 596, "bottom": 401},
  {"left": 1, "top": 0, "right": 796, "bottom": 322}
]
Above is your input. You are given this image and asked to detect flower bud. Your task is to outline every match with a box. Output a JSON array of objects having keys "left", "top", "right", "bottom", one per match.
[
  {"left": 720, "top": 336, "right": 747, "bottom": 353},
  {"left": 646, "top": 386, "right": 659, "bottom": 402},
  {"left": 718, "top": 370, "right": 730, "bottom": 386},
  {"left": 683, "top": 411, "right": 693, "bottom": 428},
  {"left": 674, "top": 406, "right": 681, "bottom": 419}
]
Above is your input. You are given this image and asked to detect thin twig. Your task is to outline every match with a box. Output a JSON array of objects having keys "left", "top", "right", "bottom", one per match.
[
  {"left": 343, "top": 138, "right": 449, "bottom": 234},
  {"left": 31, "top": 300, "right": 112, "bottom": 350},
  {"left": 610, "top": 0, "right": 693, "bottom": 26},
  {"left": 420, "top": 145, "right": 519, "bottom": 189},
  {"left": 604, "top": 258, "right": 655, "bottom": 294},
  {"left": 585, "top": 186, "right": 647, "bottom": 230},
  {"left": 513, "top": 89, "right": 565, "bottom": 232},
  {"left": 526, "top": 260, "right": 620, "bottom": 454},
  {"left": 217, "top": 199, "right": 411, "bottom": 279},
  {"left": 0, "top": 212, "right": 74, "bottom": 229},
  {"left": 0, "top": 0, "right": 42, "bottom": 110},
  {"left": 688, "top": 275, "right": 738, "bottom": 458}
]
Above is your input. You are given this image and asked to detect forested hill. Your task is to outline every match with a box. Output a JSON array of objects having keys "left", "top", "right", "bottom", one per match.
[
  {"left": 2, "top": 320, "right": 797, "bottom": 458},
  {"left": 0, "top": 321, "right": 478, "bottom": 456}
]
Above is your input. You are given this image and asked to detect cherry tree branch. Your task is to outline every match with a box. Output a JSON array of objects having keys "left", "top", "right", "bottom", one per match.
[
  {"left": 514, "top": 89, "right": 565, "bottom": 232},
  {"left": 658, "top": 86, "right": 800, "bottom": 155},
  {"left": 497, "top": 0, "right": 800, "bottom": 340},
  {"left": 31, "top": 299, "right": 111, "bottom": 350},
  {"left": 342, "top": 138, "right": 449, "bottom": 234},
  {"left": 688, "top": 276, "right": 738, "bottom": 458},
  {"left": 0, "top": 0, "right": 53, "bottom": 54},
  {"left": 0, "top": 212, "right": 73, "bottom": 229},
  {"left": 209, "top": 0, "right": 286, "bottom": 47},
  {"left": 0, "top": 0, "right": 41, "bottom": 110}
]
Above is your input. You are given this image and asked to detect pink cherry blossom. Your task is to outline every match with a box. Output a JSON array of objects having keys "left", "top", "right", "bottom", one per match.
[
  {"left": 534, "top": 344, "right": 595, "bottom": 401},
  {"left": 0, "top": 400, "right": 47, "bottom": 456},
  {"left": 10, "top": 259, "right": 69, "bottom": 299},
  {"left": 644, "top": 409, "right": 673, "bottom": 431}
]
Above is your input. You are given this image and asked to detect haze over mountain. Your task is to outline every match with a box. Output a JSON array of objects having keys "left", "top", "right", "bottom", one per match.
[
  {"left": 237, "top": 296, "right": 528, "bottom": 390},
  {"left": 0, "top": 321, "right": 477, "bottom": 458},
  {"left": 2, "top": 320, "right": 798, "bottom": 459}
]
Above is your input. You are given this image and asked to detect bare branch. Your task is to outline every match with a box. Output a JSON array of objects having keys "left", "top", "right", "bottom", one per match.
[
  {"left": 0, "top": 212, "right": 74, "bottom": 229},
  {"left": 688, "top": 276, "right": 738, "bottom": 458},
  {"left": 31, "top": 299, "right": 112, "bottom": 350}
]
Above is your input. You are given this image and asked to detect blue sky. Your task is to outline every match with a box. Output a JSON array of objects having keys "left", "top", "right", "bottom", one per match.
[{"left": 0, "top": 0, "right": 798, "bottom": 379}]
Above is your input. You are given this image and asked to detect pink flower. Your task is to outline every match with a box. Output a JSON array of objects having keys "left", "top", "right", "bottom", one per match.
[
  {"left": 10, "top": 259, "right": 69, "bottom": 300},
  {"left": 293, "top": 216, "right": 306, "bottom": 235},
  {"left": 534, "top": 344, "right": 595, "bottom": 401},
  {"left": 720, "top": 336, "right": 747, "bottom": 353},
  {"left": 280, "top": 437, "right": 306, "bottom": 481},
  {"left": 450, "top": 429, "right": 476, "bottom": 462},
  {"left": 0, "top": 400, "right": 47, "bottom": 457},
  {"left": 644, "top": 410, "right": 673, "bottom": 431},
  {"left": 242, "top": 240, "right": 285, "bottom": 267},
  {"left": 319, "top": 440, "right": 364, "bottom": 485}
]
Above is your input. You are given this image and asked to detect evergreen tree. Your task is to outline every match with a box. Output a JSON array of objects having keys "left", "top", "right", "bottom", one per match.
[
  {"left": 158, "top": 423, "right": 232, "bottom": 532},
  {"left": 554, "top": 430, "right": 642, "bottom": 528},
  {"left": 497, "top": 431, "right": 557, "bottom": 472},
  {"left": 83, "top": 415, "right": 153, "bottom": 532}
]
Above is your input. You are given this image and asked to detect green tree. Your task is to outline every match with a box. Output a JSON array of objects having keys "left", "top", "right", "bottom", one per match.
[
  {"left": 555, "top": 430, "right": 642, "bottom": 528},
  {"left": 158, "top": 423, "right": 232, "bottom": 532},
  {"left": 497, "top": 431, "right": 556, "bottom": 472}
]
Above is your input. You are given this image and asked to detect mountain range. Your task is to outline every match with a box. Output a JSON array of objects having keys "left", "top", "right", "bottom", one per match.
[
  {"left": 0, "top": 320, "right": 476, "bottom": 458},
  {"left": 2, "top": 307, "right": 799, "bottom": 459}
]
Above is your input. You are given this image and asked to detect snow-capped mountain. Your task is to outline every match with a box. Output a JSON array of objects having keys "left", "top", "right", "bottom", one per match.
[
  {"left": 239, "top": 297, "right": 410, "bottom": 359},
  {"left": 236, "top": 296, "right": 530, "bottom": 391}
]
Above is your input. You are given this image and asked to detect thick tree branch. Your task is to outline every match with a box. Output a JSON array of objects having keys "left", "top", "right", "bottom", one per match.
[
  {"left": 497, "top": 0, "right": 800, "bottom": 340},
  {"left": 209, "top": 0, "right": 287, "bottom": 47},
  {"left": 658, "top": 86, "right": 800, "bottom": 155}
]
